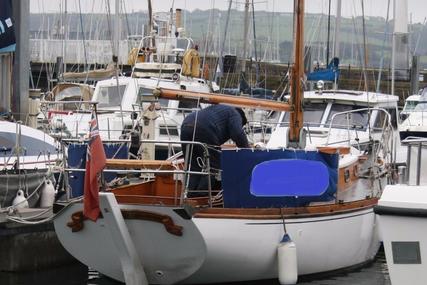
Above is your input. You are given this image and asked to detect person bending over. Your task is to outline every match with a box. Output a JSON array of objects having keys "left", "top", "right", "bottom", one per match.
[{"left": 180, "top": 104, "right": 249, "bottom": 193}]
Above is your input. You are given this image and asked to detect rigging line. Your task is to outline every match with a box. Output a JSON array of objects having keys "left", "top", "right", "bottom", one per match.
[
  {"left": 360, "top": 0, "right": 369, "bottom": 93},
  {"left": 154, "top": 1, "right": 178, "bottom": 88},
  {"left": 413, "top": 17, "right": 427, "bottom": 56},
  {"left": 263, "top": 0, "right": 275, "bottom": 62},
  {"left": 106, "top": 0, "right": 125, "bottom": 129},
  {"left": 104, "top": 0, "right": 114, "bottom": 56},
  {"left": 88, "top": 0, "right": 95, "bottom": 42},
  {"left": 305, "top": 14, "right": 322, "bottom": 61},
  {"left": 251, "top": 0, "right": 260, "bottom": 87},
  {"left": 78, "top": 0, "right": 89, "bottom": 84},
  {"left": 353, "top": 0, "right": 372, "bottom": 140},
  {"left": 169, "top": 0, "right": 176, "bottom": 37},
  {"left": 201, "top": 0, "right": 215, "bottom": 77},
  {"left": 376, "top": 0, "right": 391, "bottom": 93},
  {"left": 326, "top": 0, "right": 331, "bottom": 66},
  {"left": 213, "top": 0, "right": 233, "bottom": 84},
  {"left": 121, "top": 0, "right": 131, "bottom": 37}
]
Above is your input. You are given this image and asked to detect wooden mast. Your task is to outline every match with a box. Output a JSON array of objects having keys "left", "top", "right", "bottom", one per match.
[
  {"left": 288, "top": 0, "right": 305, "bottom": 148},
  {"left": 154, "top": 88, "right": 291, "bottom": 112}
]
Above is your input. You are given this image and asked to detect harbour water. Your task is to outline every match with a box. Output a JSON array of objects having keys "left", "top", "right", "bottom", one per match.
[{"left": 0, "top": 248, "right": 390, "bottom": 285}]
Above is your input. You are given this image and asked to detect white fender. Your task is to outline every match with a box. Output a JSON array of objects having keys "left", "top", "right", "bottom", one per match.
[
  {"left": 12, "top": 189, "right": 29, "bottom": 209},
  {"left": 278, "top": 233, "right": 298, "bottom": 285},
  {"left": 40, "top": 179, "right": 56, "bottom": 207}
]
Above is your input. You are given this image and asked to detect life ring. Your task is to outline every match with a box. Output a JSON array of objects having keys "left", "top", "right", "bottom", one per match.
[{"left": 172, "top": 73, "right": 180, "bottom": 81}]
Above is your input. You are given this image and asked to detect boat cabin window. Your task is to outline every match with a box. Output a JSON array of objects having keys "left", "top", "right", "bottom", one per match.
[
  {"left": 158, "top": 98, "right": 169, "bottom": 107},
  {"left": 56, "top": 87, "right": 88, "bottom": 111},
  {"left": 178, "top": 100, "right": 200, "bottom": 112},
  {"left": 326, "top": 104, "right": 369, "bottom": 130},
  {"left": 282, "top": 102, "right": 326, "bottom": 127},
  {"left": 414, "top": 102, "right": 427, "bottom": 112},
  {"left": 373, "top": 108, "right": 398, "bottom": 130},
  {"left": 137, "top": 87, "right": 169, "bottom": 108},
  {"left": 97, "top": 85, "right": 127, "bottom": 108},
  {"left": 56, "top": 86, "right": 81, "bottom": 101},
  {"left": 137, "top": 87, "right": 156, "bottom": 103},
  {"left": 403, "top": 101, "right": 419, "bottom": 113},
  {"left": 413, "top": 92, "right": 427, "bottom": 112}
]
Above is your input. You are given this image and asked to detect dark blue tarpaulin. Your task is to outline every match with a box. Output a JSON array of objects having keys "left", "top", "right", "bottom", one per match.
[
  {"left": 0, "top": 0, "right": 16, "bottom": 53},
  {"left": 67, "top": 143, "right": 129, "bottom": 198},
  {"left": 307, "top": 57, "right": 340, "bottom": 82},
  {"left": 221, "top": 149, "right": 339, "bottom": 208}
]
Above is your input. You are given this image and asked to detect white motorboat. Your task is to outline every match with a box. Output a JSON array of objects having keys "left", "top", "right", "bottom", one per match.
[
  {"left": 399, "top": 88, "right": 427, "bottom": 140},
  {"left": 45, "top": 34, "right": 215, "bottom": 159},
  {"left": 268, "top": 89, "right": 399, "bottom": 153},
  {"left": 399, "top": 93, "right": 422, "bottom": 121},
  {"left": 375, "top": 137, "right": 427, "bottom": 285}
]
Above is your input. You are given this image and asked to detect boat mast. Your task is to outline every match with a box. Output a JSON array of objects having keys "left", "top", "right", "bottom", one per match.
[
  {"left": 288, "top": 0, "right": 305, "bottom": 148},
  {"left": 147, "top": 0, "right": 155, "bottom": 47},
  {"left": 332, "top": 0, "right": 341, "bottom": 89},
  {"left": 213, "top": 0, "right": 233, "bottom": 84},
  {"left": 61, "top": 0, "right": 67, "bottom": 78},
  {"left": 391, "top": 0, "right": 409, "bottom": 95},
  {"left": 326, "top": 0, "right": 331, "bottom": 66},
  {"left": 333, "top": 0, "right": 342, "bottom": 59},
  {"left": 113, "top": 0, "right": 120, "bottom": 57},
  {"left": 241, "top": 0, "right": 250, "bottom": 77},
  {"left": 251, "top": 0, "right": 260, "bottom": 87},
  {"left": 112, "top": 0, "right": 124, "bottom": 129}
]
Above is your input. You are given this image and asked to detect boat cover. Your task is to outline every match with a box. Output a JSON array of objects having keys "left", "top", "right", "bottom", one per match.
[
  {"left": 250, "top": 159, "right": 330, "bottom": 197},
  {"left": 221, "top": 149, "right": 338, "bottom": 208},
  {"left": 307, "top": 57, "right": 340, "bottom": 82},
  {"left": 67, "top": 143, "right": 128, "bottom": 197}
]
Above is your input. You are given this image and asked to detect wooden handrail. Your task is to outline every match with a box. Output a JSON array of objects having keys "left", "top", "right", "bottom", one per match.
[
  {"left": 317, "top": 146, "right": 351, "bottom": 155},
  {"left": 106, "top": 159, "right": 175, "bottom": 170}
]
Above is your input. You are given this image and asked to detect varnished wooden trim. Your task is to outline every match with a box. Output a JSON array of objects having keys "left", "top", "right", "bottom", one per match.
[
  {"left": 66, "top": 209, "right": 183, "bottom": 236},
  {"left": 338, "top": 161, "right": 360, "bottom": 191},
  {"left": 106, "top": 159, "right": 175, "bottom": 170},
  {"left": 121, "top": 209, "right": 183, "bottom": 236},
  {"left": 116, "top": 195, "right": 180, "bottom": 206},
  {"left": 193, "top": 198, "right": 378, "bottom": 220},
  {"left": 317, "top": 146, "right": 351, "bottom": 155}
]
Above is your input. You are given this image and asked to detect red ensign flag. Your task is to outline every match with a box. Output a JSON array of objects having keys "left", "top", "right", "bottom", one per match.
[{"left": 83, "top": 111, "right": 106, "bottom": 221}]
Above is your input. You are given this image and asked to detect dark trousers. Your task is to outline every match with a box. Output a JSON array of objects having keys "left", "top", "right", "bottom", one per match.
[{"left": 180, "top": 125, "right": 221, "bottom": 194}]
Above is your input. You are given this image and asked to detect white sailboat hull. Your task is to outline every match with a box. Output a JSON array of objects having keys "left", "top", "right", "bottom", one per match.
[{"left": 54, "top": 202, "right": 379, "bottom": 284}]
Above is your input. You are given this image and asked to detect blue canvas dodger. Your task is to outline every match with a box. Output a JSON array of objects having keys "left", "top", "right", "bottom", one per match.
[{"left": 221, "top": 149, "right": 338, "bottom": 208}]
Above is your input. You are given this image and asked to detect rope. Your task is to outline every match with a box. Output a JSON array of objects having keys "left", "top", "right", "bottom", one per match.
[
  {"left": 5, "top": 197, "right": 82, "bottom": 225},
  {"left": 1, "top": 175, "right": 47, "bottom": 210}
]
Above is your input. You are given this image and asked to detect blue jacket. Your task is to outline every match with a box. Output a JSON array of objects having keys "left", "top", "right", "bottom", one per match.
[{"left": 181, "top": 105, "right": 249, "bottom": 148}]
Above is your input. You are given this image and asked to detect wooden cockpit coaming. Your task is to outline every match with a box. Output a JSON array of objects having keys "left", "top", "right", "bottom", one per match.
[
  {"left": 193, "top": 198, "right": 377, "bottom": 220},
  {"left": 109, "top": 165, "right": 377, "bottom": 220},
  {"left": 107, "top": 143, "right": 380, "bottom": 218}
]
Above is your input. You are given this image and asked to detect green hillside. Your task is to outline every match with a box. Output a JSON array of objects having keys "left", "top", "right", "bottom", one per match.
[{"left": 30, "top": 9, "right": 427, "bottom": 68}]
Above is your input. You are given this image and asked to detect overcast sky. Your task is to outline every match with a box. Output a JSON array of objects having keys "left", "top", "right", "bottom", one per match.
[{"left": 30, "top": 0, "right": 427, "bottom": 24}]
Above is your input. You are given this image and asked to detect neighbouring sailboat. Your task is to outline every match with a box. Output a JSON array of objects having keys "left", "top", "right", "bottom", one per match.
[{"left": 53, "top": 1, "right": 395, "bottom": 284}]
